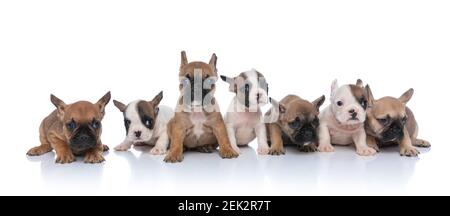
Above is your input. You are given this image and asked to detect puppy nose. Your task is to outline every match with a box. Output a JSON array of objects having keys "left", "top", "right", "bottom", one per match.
[
  {"left": 351, "top": 112, "right": 357, "bottom": 118},
  {"left": 134, "top": 131, "right": 142, "bottom": 138},
  {"left": 79, "top": 134, "right": 90, "bottom": 141},
  {"left": 349, "top": 109, "right": 355, "bottom": 113}
]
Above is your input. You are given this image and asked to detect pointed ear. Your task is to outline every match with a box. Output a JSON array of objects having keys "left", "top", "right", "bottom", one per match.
[
  {"left": 312, "top": 95, "right": 325, "bottom": 111},
  {"left": 180, "top": 51, "right": 188, "bottom": 68},
  {"left": 331, "top": 79, "right": 338, "bottom": 98},
  {"left": 96, "top": 91, "right": 111, "bottom": 117},
  {"left": 399, "top": 88, "right": 414, "bottom": 104},
  {"left": 220, "top": 75, "right": 236, "bottom": 92},
  {"left": 365, "top": 85, "right": 375, "bottom": 107},
  {"left": 50, "top": 94, "right": 67, "bottom": 116},
  {"left": 209, "top": 53, "right": 217, "bottom": 72},
  {"left": 150, "top": 91, "right": 163, "bottom": 106},
  {"left": 269, "top": 98, "right": 286, "bottom": 114},
  {"left": 356, "top": 79, "right": 363, "bottom": 88},
  {"left": 113, "top": 100, "right": 126, "bottom": 112}
]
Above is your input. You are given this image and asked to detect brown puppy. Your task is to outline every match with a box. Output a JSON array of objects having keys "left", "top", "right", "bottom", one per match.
[
  {"left": 164, "top": 51, "right": 239, "bottom": 163},
  {"left": 265, "top": 95, "right": 325, "bottom": 155},
  {"left": 27, "top": 92, "right": 111, "bottom": 163},
  {"left": 365, "top": 86, "right": 430, "bottom": 156}
]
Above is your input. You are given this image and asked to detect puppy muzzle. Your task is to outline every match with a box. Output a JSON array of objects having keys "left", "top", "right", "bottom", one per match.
[
  {"left": 69, "top": 125, "right": 97, "bottom": 152},
  {"left": 380, "top": 121, "right": 404, "bottom": 142},
  {"left": 293, "top": 125, "right": 317, "bottom": 146}
]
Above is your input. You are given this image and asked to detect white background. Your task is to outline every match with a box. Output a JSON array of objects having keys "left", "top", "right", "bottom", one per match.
[{"left": 0, "top": 0, "right": 449, "bottom": 195}]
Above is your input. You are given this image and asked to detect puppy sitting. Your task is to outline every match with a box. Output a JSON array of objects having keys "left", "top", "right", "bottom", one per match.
[
  {"left": 364, "top": 85, "right": 430, "bottom": 156},
  {"left": 164, "top": 51, "right": 239, "bottom": 163},
  {"left": 221, "top": 69, "right": 270, "bottom": 155},
  {"left": 318, "top": 79, "right": 376, "bottom": 156},
  {"left": 26, "top": 92, "right": 111, "bottom": 163},
  {"left": 113, "top": 91, "right": 174, "bottom": 155},
  {"left": 265, "top": 94, "right": 325, "bottom": 155}
]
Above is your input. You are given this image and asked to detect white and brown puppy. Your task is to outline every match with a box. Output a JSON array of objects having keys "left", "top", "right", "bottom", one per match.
[
  {"left": 163, "top": 51, "right": 238, "bottom": 163},
  {"left": 365, "top": 86, "right": 430, "bottom": 156},
  {"left": 318, "top": 79, "right": 377, "bottom": 156},
  {"left": 220, "top": 69, "right": 270, "bottom": 155},
  {"left": 113, "top": 91, "right": 174, "bottom": 155}
]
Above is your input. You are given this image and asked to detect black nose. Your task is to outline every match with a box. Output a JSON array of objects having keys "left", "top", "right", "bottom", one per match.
[
  {"left": 79, "top": 134, "right": 90, "bottom": 141},
  {"left": 351, "top": 112, "right": 357, "bottom": 118},
  {"left": 303, "top": 130, "right": 314, "bottom": 139},
  {"left": 349, "top": 109, "right": 355, "bottom": 113},
  {"left": 134, "top": 131, "right": 141, "bottom": 138}
]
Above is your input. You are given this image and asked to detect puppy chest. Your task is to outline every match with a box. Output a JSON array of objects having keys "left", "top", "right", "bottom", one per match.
[{"left": 188, "top": 113, "right": 210, "bottom": 139}]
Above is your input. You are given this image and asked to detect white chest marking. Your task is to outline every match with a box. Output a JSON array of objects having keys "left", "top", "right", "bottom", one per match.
[{"left": 190, "top": 112, "right": 207, "bottom": 139}]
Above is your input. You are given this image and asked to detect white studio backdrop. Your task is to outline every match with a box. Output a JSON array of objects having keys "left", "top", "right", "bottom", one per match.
[{"left": 0, "top": 0, "right": 449, "bottom": 195}]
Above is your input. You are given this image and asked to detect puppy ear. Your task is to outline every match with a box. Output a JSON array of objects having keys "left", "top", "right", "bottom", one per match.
[
  {"left": 113, "top": 100, "right": 126, "bottom": 112},
  {"left": 356, "top": 79, "right": 363, "bottom": 88},
  {"left": 398, "top": 88, "right": 414, "bottom": 104},
  {"left": 151, "top": 91, "right": 163, "bottom": 106},
  {"left": 331, "top": 79, "right": 338, "bottom": 98},
  {"left": 269, "top": 97, "right": 285, "bottom": 113},
  {"left": 96, "top": 91, "right": 111, "bottom": 117},
  {"left": 365, "top": 84, "right": 375, "bottom": 107},
  {"left": 220, "top": 75, "right": 237, "bottom": 93},
  {"left": 50, "top": 94, "right": 67, "bottom": 116},
  {"left": 209, "top": 53, "right": 217, "bottom": 72},
  {"left": 180, "top": 51, "right": 188, "bottom": 68},
  {"left": 312, "top": 95, "right": 326, "bottom": 111}
]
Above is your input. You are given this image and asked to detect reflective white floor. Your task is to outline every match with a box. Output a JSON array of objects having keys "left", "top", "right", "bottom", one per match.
[{"left": 3, "top": 140, "right": 447, "bottom": 195}]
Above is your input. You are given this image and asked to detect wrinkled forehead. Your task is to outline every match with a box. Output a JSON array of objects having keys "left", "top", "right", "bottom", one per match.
[
  {"left": 335, "top": 85, "right": 366, "bottom": 101},
  {"left": 235, "top": 70, "right": 267, "bottom": 88},
  {"left": 284, "top": 101, "right": 317, "bottom": 121},
  {"left": 373, "top": 97, "right": 406, "bottom": 117},
  {"left": 65, "top": 101, "right": 100, "bottom": 123},
  {"left": 125, "top": 100, "right": 156, "bottom": 121},
  {"left": 179, "top": 62, "right": 215, "bottom": 78}
]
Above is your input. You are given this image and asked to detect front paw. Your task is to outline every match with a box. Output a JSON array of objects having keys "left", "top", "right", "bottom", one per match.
[
  {"left": 84, "top": 152, "right": 105, "bottom": 163},
  {"left": 164, "top": 152, "right": 184, "bottom": 163},
  {"left": 102, "top": 144, "right": 109, "bottom": 152},
  {"left": 413, "top": 139, "right": 431, "bottom": 148},
  {"left": 257, "top": 146, "right": 269, "bottom": 155},
  {"left": 400, "top": 146, "right": 420, "bottom": 157},
  {"left": 150, "top": 147, "right": 167, "bottom": 155},
  {"left": 55, "top": 153, "right": 76, "bottom": 164},
  {"left": 356, "top": 146, "right": 377, "bottom": 156},
  {"left": 318, "top": 144, "right": 335, "bottom": 152},
  {"left": 269, "top": 147, "right": 285, "bottom": 155},
  {"left": 114, "top": 144, "right": 130, "bottom": 151},
  {"left": 219, "top": 147, "right": 239, "bottom": 159},
  {"left": 299, "top": 144, "right": 318, "bottom": 153}
]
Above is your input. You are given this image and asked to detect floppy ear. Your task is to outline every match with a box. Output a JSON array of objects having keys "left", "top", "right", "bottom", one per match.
[
  {"left": 209, "top": 53, "right": 217, "bottom": 72},
  {"left": 50, "top": 94, "right": 67, "bottom": 117},
  {"left": 365, "top": 85, "right": 375, "bottom": 107},
  {"left": 398, "top": 88, "right": 414, "bottom": 104},
  {"left": 96, "top": 91, "right": 111, "bottom": 117},
  {"left": 180, "top": 51, "right": 188, "bottom": 68},
  {"left": 150, "top": 91, "right": 163, "bottom": 106},
  {"left": 220, "top": 75, "right": 237, "bottom": 92},
  {"left": 312, "top": 95, "right": 326, "bottom": 111},
  {"left": 356, "top": 79, "right": 363, "bottom": 88},
  {"left": 331, "top": 79, "right": 338, "bottom": 98},
  {"left": 113, "top": 100, "right": 126, "bottom": 112}
]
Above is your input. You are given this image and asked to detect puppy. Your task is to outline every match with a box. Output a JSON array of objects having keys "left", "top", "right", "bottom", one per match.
[
  {"left": 318, "top": 79, "right": 377, "bottom": 156},
  {"left": 163, "top": 51, "right": 239, "bottom": 163},
  {"left": 221, "top": 69, "right": 270, "bottom": 155},
  {"left": 113, "top": 91, "right": 174, "bottom": 155},
  {"left": 265, "top": 94, "right": 325, "bottom": 155},
  {"left": 26, "top": 92, "right": 111, "bottom": 163},
  {"left": 364, "top": 85, "right": 430, "bottom": 156}
]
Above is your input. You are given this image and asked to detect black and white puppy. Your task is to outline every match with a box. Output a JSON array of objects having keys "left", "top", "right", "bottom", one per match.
[
  {"left": 221, "top": 69, "right": 270, "bottom": 154},
  {"left": 113, "top": 91, "right": 174, "bottom": 155}
]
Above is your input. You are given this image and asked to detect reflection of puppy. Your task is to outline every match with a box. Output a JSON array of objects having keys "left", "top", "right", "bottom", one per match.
[
  {"left": 164, "top": 51, "right": 239, "bottom": 163},
  {"left": 113, "top": 91, "right": 174, "bottom": 155},
  {"left": 265, "top": 94, "right": 325, "bottom": 155},
  {"left": 27, "top": 92, "right": 111, "bottom": 163},
  {"left": 221, "top": 69, "right": 270, "bottom": 155},
  {"left": 318, "top": 79, "right": 376, "bottom": 156},
  {"left": 365, "top": 86, "right": 430, "bottom": 156}
]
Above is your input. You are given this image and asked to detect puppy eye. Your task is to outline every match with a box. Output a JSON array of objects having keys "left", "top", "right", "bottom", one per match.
[
  {"left": 288, "top": 118, "right": 301, "bottom": 129},
  {"left": 360, "top": 99, "right": 367, "bottom": 109},
  {"left": 91, "top": 119, "right": 100, "bottom": 129},
  {"left": 124, "top": 119, "right": 131, "bottom": 127},
  {"left": 205, "top": 78, "right": 215, "bottom": 86},
  {"left": 337, "top": 101, "right": 343, "bottom": 106},
  {"left": 402, "top": 116, "right": 408, "bottom": 124},
  {"left": 143, "top": 116, "right": 153, "bottom": 129},
  {"left": 312, "top": 117, "right": 319, "bottom": 126},
  {"left": 245, "top": 84, "right": 250, "bottom": 92},
  {"left": 377, "top": 118, "right": 389, "bottom": 125},
  {"left": 66, "top": 120, "right": 77, "bottom": 130},
  {"left": 181, "top": 78, "right": 190, "bottom": 85}
]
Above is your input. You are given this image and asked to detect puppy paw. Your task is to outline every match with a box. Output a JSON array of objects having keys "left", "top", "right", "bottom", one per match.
[
  {"left": 84, "top": 152, "right": 105, "bottom": 163},
  {"left": 268, "top": 147, "right": 285, "bottom": 155},
  {"left": 27, "top": 146, "right": 52, "bottom": 156},
  {"left": 356, "top": 146, "right": 377, "bottom": 156},
  {"left": 232, "top": 145, "right": 241, "bottom": 155},
  {"left": 219, "top": 147, "right": 239, "bottom": 159},
  {"left": 164, "top": 152, "right": 184, "bottom": 163},
  {"left": 257, "top": 146, "right": 269, "bottom": 155},
  {"left": 114, "top": 144, "right": 131, "bottom": 151},
  {"left": 55, "top": 153, "right": 76, "bottom": 164},
  {"left": 102, "top": 144, "right": 109, "bottom": 152},
  {"left": 413, "top": 139, "right": 431, "bottom": 148},
  {"left": 400, "top": 146, "right": 420, "bottom": 157},
  {"left": 150, "top": 147, "right": 167, "bottom": 155},
  {"left": 318, "top": 144, "right": 335, "bottom": 152},
  {"left": 299, "top": 144, "right": 318, "bottom": 153}
]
